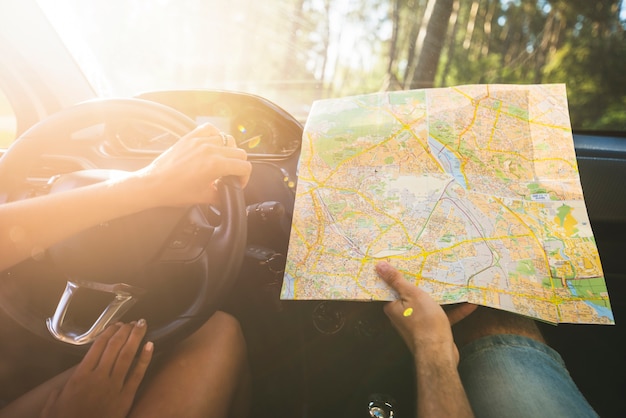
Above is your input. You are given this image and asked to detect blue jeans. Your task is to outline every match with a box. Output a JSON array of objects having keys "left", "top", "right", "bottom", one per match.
[{"left": 458, "top": 334, "right": 598, "bottom": 418}]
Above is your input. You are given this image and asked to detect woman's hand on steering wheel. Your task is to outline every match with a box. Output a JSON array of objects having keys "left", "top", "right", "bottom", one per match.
[{"left": 135, "top": 123, "right": 252, "bottom": 208}]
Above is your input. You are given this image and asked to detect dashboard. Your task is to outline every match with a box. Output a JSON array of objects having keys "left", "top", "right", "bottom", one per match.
[{"left": 134, "top": 90, "right": 303, "bottom": 158}]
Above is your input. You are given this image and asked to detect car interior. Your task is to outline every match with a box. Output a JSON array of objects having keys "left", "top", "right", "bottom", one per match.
[{"left": 0, "top": 1, "right": 625, "bottom": 417}]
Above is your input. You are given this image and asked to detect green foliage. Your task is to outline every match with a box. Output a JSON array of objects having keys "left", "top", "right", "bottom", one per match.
[{"left": 324, "top": 0, "right": 626, "bottom": 131}]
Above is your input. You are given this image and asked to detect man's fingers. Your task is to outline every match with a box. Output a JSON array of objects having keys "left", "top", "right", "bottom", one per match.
[
  {"left": 383, "top": 299, "right": 402, "bottom": 318},
  {"left": 375, "top": 261, "right": 414, "bottom": 297},
  {"left": 383, "top": 298, "right": 417, "bottom": 323},
  {"left": 444, "top": 303, "right": 478, "bottom": 326}
]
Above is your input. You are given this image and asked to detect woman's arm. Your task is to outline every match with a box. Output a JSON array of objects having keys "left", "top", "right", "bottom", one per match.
[{"left": 0, "top": 123, "right": 251, "bottom": 272}]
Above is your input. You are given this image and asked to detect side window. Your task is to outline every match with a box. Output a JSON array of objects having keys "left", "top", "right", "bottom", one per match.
[{"left": 0, "top": 88, "right": 17, "bottom": 148}]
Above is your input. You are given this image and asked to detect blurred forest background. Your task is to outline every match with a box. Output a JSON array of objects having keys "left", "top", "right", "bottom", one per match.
[
  {"left": 279, "top": 0, "right": 626, "bottom": 130},
  {"left": 43, "top": 0, "right": 626, "bottom": 130}
]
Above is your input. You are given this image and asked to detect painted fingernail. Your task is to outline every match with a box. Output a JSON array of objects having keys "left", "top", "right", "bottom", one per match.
[
  {"left": 144, "top": 341, "right": 154, "bottom": 352},
  {"left": 137, "top": 318, "right": 146, "bottom": 328}
]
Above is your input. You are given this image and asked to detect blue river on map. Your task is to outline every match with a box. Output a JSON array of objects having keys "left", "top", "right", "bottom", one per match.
[
  {"left": 553, "top": 245, "right": 613, "bottom": 319},
  {"left": 567, "top": 282, "right": 614, "bottom": 320},
  {"left": 428, "top": 136, "right": 467, "bottom": 189},
  {"left": 557, "top": 247, "right": 612, "bottom": 319}
]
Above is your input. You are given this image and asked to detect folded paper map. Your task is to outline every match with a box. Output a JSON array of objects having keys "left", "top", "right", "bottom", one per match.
[{"left": 281, "top": 84, "right": 614, "bottom": 325}]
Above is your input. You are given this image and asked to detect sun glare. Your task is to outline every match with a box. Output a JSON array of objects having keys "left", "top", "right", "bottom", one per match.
[
  {"left": 34, "top": 0, "right": 322, "bottom": 117},
  {"left": 37, "top": 1, "right": 290, "bottom": 94}
]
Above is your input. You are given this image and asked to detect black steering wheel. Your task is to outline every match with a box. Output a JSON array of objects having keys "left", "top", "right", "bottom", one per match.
[{"left": 0, "top": 98, "right": 247, "bottom": 354}]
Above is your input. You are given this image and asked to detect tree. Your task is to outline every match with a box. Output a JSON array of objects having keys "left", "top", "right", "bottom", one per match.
[
  {"left": 406, "top": 0, "right": 454, "bottom": 89},
  {"left": 438, "top": 0, "right": 460, "bottom": 85}
]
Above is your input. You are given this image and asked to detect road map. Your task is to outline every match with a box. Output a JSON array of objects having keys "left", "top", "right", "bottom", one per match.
[{"left": 281, "top": 84, "right": 614, "bottom": 325}]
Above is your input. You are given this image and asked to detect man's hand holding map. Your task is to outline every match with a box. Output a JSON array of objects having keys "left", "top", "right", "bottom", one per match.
[{"left": 282, "top": 84, "right": 613, "bottom": 325}]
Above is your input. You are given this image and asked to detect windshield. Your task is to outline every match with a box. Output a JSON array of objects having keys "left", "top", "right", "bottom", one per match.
[{"left": 39, "top": 0, "right": 625, "bottom": 131}]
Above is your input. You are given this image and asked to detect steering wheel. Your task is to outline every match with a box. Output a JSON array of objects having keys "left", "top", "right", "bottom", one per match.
[{"left": 0, "top": 98, "right": 247, "bottom": 354}]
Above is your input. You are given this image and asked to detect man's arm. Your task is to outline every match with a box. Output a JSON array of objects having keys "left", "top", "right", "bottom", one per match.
[
  {"left": 375, "top": 261, "right": 475, "bottom": 417},
  {"left": 413, "top": 345, "right": 472, "bottom": 417}
]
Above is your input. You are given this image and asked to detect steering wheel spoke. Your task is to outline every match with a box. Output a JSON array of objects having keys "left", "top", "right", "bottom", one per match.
[
  {"left": 46, "top": 280, "right": 146, "bottom": 345},
  {"left": 158, "top": 207, "right": 217, "bottom": 263}
]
